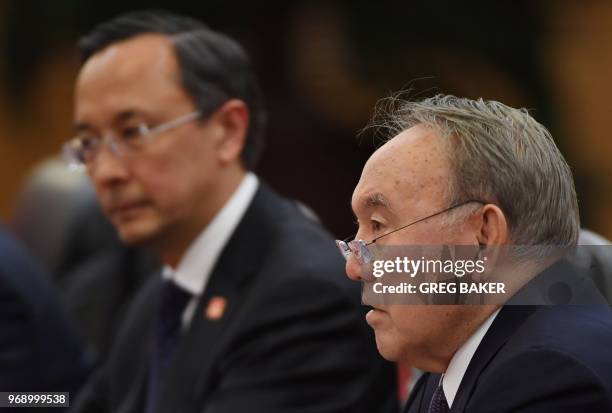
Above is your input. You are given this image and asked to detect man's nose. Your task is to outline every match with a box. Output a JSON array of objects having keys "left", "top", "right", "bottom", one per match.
[
  {"left": 345, "top": 254, "right": 372, "bottom": 282},
  {"left": 88, "top": 143, "right": 130, "bottom": 185}
]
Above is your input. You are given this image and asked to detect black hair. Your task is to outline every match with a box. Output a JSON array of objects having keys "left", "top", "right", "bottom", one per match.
[{"left": 79, "top": 9, "right": 266, "bottom": 169}]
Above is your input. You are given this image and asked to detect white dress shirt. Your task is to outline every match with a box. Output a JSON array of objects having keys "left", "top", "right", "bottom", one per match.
[
  {"left": 442, "top": 308, "right": 501, "bottom": 407},
  {"left": 161, "top": 172, "right": 259, "bottom": 327}
]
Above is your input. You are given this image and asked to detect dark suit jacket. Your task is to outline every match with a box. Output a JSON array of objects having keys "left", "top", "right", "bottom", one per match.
[
  {"left": 61, "top": 246, "right": 157, "bottom": 363},
  {"left": 72, "top": 184, "right": 397, "bottom": 413},
  {"left": 404, "top": 260, "right": 612, "bottom": 413},
  {"left": 0, "top": 227, "right": 93, "bottom": 404}
]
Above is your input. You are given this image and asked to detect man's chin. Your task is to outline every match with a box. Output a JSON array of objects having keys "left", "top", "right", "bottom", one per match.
[
  {"left": 373, "top": 334, "right": 401, "bottom": 362},
  {"left": 115, "top": 222, "right": 159, "bottom": 247}
]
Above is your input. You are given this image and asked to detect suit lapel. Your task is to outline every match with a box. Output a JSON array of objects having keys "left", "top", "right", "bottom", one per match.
[
  {"left": 403, "top": 373, "right": 441, "bottom": 413},
  {"left": 116, "top": 366, "right": 148, "bottom": 413},
  {"left": 155, "top": 185, "right": 278, "bottom": 412},
  {"left": 113, "top": 274, "right": 161, "bottom": 413},
  {"left": 450, "top": 305, "right": 537, "bottom": 412}
]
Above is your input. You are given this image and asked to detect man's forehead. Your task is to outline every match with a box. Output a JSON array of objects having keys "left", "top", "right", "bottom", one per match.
[
  {"left": 77, "top": 34, "right": 178, "bottom": 93},
  {"left": 352, "top": 124, "right": 449, "bottom": 213},
  {"left": 75, "top": 34, "right": 186, "bottom": 122}
]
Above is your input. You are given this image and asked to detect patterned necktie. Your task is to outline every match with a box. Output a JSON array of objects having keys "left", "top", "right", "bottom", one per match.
[
  {"left": 145, "top": 280, "right": 192, "bottom": 413},
  {"left": 428, "top": 383, "right": 449, "bottom": 413}
]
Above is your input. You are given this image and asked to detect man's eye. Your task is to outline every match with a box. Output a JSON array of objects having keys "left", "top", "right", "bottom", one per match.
[
  {"left": 121, "top": 126, "right": 143, "bottom": 141},
  {"left": 77, "top": 136, "right": 100, "bottom": 162},
  {"left": 371, "top": 220, "right": 384, "bottom": 232},
  {"left": 80, "top": 136, "right": 98, "bottom": 148}
]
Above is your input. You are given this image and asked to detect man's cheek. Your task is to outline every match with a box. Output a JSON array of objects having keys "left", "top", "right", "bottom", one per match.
[{"left": 387, "top": 307, "right": 412, "bottom": 331}]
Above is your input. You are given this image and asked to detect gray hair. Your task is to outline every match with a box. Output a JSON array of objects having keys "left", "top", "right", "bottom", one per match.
[{"left": 369, "top": 93, "right": 580, "bottom": 247}]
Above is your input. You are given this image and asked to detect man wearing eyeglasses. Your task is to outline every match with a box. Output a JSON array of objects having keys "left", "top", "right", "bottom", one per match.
[
  {"left": 340, "top": 95, "right": 612, "bottom": 412},
  {"left": 68, "top": 10, "right": 396, "bottom": 413}
]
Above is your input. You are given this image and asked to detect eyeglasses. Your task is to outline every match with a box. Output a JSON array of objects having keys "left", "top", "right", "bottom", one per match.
[
  {"left": 62, "top": 110, "right": 202, "bottom": 168},
  {"left": 335, "top": 200, "right": 485, "bottom": 264}
]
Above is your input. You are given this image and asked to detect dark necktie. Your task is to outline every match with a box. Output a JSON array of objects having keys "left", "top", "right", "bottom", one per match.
[
  {"left": 428, "top": 383, "right": 449, "bottom": 413},
  {"left": 145, "top": 280, "right": 192, "bottom": 413}
]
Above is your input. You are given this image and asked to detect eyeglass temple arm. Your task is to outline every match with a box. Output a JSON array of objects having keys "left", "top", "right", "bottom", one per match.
[
  {"left": 148, "top": 111, "right": 202, "bottom": 135},
  {"left": 367, "top": 199, "right": 485, "bottom": 245}
]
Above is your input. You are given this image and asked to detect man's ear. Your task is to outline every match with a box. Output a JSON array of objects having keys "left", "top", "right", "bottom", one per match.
[
  {"left": 476, "top": 204, "right": 509, "bottom": 246},
  {"left": 208, "top": 99, "right": 249, "bottom": 165}
]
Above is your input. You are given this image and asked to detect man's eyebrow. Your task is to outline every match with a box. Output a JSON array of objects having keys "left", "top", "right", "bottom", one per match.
[
  {"left": 74, "top": 122, "right": 89, "bottom": 132},
  {"left": 115, "top": 109, "right": 138, "bottom": 122},
  {"left": 363, "top": 193, "right": 391, "bottom": 210},
  {"left": 73, "top": 109, "right": 142, "bottom": 132}
]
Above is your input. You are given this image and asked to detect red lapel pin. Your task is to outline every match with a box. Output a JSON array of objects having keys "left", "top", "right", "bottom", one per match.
[{"left": 205, "top": 296, "right": 227, "bottom": 321}]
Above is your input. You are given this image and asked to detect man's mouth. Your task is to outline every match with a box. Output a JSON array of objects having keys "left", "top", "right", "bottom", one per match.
[
  {"left": 107, "top": 200, "right": 149, "bottom": 217},
  {"left": 365, "top": 305, "right": 388, "bottom": 326}
]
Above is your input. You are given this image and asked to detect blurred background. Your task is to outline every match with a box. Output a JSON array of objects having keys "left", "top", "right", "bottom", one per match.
[{"left": 1, "top": 0, "right": 612, "bottom": 241}]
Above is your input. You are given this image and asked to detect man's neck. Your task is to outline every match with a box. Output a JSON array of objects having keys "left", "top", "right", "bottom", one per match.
[
  {"left": 432, "top": 304, "right": 501, "bottom": 373},
  {"left": 158, "top": 167, "right": 247, "bottom": 268},
  {"left": 450, "top": 305, "right": 499, "bottom": 357}
]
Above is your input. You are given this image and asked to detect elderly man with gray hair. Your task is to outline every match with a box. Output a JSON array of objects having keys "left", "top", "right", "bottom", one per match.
[{"left": 339, "top": 94, "right": 612, "bottom": 412}]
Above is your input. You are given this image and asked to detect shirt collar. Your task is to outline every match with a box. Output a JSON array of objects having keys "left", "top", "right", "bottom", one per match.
[
  {"left": 443, "top": 308, "right": 501, "bottom": 407},
  {"left": 162, "top": 172, "right": 259, "bottom": 295}
]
